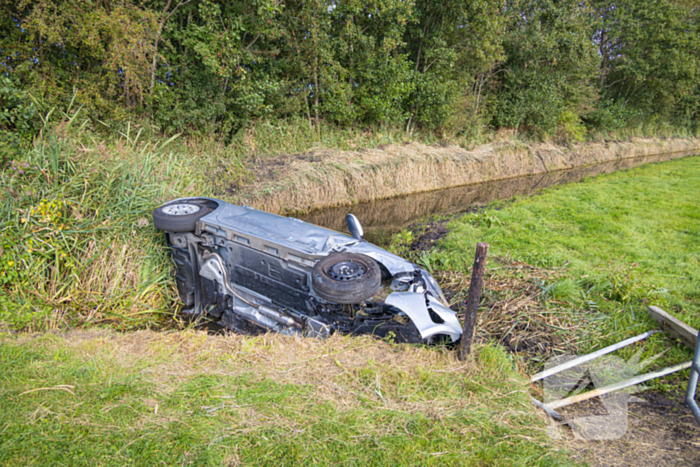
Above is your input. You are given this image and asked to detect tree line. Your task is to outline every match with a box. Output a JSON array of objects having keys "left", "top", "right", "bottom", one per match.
[{"left": 1, "top": 0, "right": 699, "bottom": 142}]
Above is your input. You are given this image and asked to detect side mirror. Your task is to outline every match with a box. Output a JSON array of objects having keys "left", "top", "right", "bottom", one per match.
[{"left": 346, "top": 214, "right": 364, "bottom": 240}]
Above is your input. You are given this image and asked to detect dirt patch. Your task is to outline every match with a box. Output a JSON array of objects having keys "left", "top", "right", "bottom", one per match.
[
  {"left": 212, "top": 150, "right": 330, "bottom": 198},
  {"left": 249, "top": 151, "right": 331, "bottom": 184},
  {"left": 253, "top": 156, "right": 291, "bottom": 182},
  {"left": 410, "top": 220, "right": 451, "bottom": 252},
  {"left": 556, "top": 382, "right": 700, "bottom": 466}
]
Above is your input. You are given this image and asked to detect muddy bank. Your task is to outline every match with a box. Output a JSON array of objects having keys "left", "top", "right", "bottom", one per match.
[
  {"left": 232, "top": 137, "right": 700, "bottom": 215},
  {"left": 561, "top": 384, "right": 700, "bottom": 467}
]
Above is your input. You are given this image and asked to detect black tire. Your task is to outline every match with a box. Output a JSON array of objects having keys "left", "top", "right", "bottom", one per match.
[
  {"left": 312, "top": 253, "right": 381, "bottom": 304},
  {"left": 153, "top": 201, "right": 211, "bottom": 232}
]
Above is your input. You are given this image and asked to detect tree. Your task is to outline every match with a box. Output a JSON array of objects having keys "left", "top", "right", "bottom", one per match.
[
  {"left": 17, "top": 0, "right": 159, "bottom": 111},
  {"left": 492, "top": 0, "right": 599, "bottom": 134},
  {"left": 402, "top": 0, "right": 507, "bottom": 130},
  {"left": 594, "top": 0, "right": 700, "bottom": 129}
]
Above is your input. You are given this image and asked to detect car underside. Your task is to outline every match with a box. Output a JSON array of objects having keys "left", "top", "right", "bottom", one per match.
[{"left": 154, "top": 198, "right": 463, "bottom": 344}]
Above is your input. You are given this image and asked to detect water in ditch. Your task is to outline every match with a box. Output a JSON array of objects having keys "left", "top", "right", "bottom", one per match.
[{"left": 300, "top": 150, "right": 696, "bottom": 245}]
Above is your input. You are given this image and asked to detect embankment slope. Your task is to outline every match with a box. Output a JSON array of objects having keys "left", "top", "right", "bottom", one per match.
[{"left": 233, "top": 137, "right": 700, "bottom": 214}]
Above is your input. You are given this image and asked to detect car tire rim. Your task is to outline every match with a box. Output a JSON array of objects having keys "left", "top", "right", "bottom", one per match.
[
  {"left": 327, "top": 261, "right": 365, "bottom": 281},
  {"left": 162, "top": 204, "right": 202, "bottom": 216}
]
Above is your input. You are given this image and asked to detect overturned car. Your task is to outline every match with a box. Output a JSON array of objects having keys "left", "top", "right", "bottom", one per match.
[{"left": 154, "top": 198, "right": 462, "bottom": 344}]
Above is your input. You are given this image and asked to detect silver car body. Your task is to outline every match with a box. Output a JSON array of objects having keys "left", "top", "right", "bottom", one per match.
[{"left": 163, "top": 197, "right": 463, "bottom": 343}]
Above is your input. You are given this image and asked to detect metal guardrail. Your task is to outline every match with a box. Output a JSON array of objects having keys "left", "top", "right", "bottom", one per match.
[{"left": 685, "top": 331, "right": 700, "bottom": 424}]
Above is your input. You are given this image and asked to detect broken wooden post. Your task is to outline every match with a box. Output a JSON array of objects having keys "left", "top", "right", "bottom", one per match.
[
  {"left": 647, "top": 306, "right": 698, "bottom": 350},
  {"left": 459, "top": 242, "right": 489, "bottom": 360}
]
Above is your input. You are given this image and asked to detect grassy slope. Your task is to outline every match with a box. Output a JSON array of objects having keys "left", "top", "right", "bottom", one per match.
[
  {"left": 0, "top": 332, "right": 571, "bottom": 466},
  {"left": 0, "top": 117, "right": 430, "bottom": 331},
  {"left": 0, "top": 119, "right": 208, "bottom": 330},
  {"left": 2, "top": 122, "right": 697, "bottom": 465},
  {"left": 423, "top": 156, "right": 699, "bottom": 362}
]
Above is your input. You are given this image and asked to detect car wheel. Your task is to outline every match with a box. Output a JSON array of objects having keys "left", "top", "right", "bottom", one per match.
[
  {"left": 153, "top": 201, "right": 211, "bottom": 232},
  {"left": 312, "top": 253, "right": 381, "bottom": 304}
]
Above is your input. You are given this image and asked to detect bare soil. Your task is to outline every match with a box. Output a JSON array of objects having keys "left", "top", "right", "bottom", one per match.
[
  {"left": 558, "top": 382, "right": 700, "bottom": 466},
  {"left": 409, "top": 220, "right": 451, "bottom": 252}
]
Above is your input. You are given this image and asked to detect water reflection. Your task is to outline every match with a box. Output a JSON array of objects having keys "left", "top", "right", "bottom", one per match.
[{"left": 300, "top": 151, "right": 696, "bottom": 245}]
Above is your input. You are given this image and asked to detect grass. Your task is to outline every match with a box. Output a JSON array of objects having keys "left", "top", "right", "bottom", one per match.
[
  {"left": 227, "top": 117, "right": 435, "bottom": 156},
  {"left": 5, "top": 109, "right": 696, "bottom": 333},
  {"left": 0, "top": 111, "right": 207, "bottom": 331},
  {"left": 205, "top": 116, "right": 698, "bottom": 160},
  {"left": 0, "top": 331, "right": 573, "bottom": 466},
  {"left": 395, "top": 155, "right": 700, "bottom": 369},
  {"left": 0, "top": 112, "right": 441, "bottom": 331}
]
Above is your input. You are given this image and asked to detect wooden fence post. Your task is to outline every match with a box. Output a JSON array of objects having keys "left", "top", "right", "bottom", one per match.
[{"left": 458, "top": 242, "right": 489, "bottom": 361}]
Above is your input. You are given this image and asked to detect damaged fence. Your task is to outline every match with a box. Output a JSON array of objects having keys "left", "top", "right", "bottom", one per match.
[{"left": 531, "top": 306, "right": 700, "bottom": 426}]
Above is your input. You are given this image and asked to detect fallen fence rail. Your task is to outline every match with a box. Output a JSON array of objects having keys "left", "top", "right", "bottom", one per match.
[
  {"left": 530, "top": 330, "right": 660, "bottom": 383},
  {"left": 530, "top": 306, "right": 700, "bottom": 425},
  {"left": 546, "top": 360, "right": 691, "bottom": 410}
]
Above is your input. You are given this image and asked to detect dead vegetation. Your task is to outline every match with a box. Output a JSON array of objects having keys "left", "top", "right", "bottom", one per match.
[
  {"left": 232, "top": 138, "right": 700, "bottom": 215},
  {"left": 1, "top": 328, "right": 570, "bottom": 465},
  {"left": 0, "top": 330, "right": 548, "bottom": 434},
  {"left": 394, "top": 219, "right": 583, "bottom": 365},
  {"left": 438, "top": 259, "right": 585, "bottom": 366},
  {"left": 12, "top": 329, "right": 514, "bottom": 414}
]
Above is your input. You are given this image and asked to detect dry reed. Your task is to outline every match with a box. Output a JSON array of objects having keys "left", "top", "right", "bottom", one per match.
[{"left": 234, "top": 138, "right": 700, "bottom": 214}]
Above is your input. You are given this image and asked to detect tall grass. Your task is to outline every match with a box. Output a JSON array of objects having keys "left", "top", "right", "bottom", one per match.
[
  {"left": 0, "top": 110, "right": 202, "bottom": 330},
  {"left": 222, "top": 116, "right": 698, "bottom": 159},
  {"left": 226, "top": 117, "right": 430, "bottom": 156},
  {"left": 163, "top": 115, "right": 698, "bottom": 166}
]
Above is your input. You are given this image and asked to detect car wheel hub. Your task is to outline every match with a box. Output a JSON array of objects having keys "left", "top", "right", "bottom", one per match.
[
  {"left": 328, "top": 261, "right": 365, "bottom": 281},
  {"left": 163, "top": 204, "right": 201, "bottom": 216}
]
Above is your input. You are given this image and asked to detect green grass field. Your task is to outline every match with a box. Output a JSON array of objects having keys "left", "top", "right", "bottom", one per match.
[
  {"left": 408, "top": 155, "right": 700, "bottom": 365},
  {"left": 0, "top": 332, "right": 571, "bottom": 466}
]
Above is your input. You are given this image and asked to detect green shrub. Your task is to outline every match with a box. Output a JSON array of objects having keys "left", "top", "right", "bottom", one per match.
[
  {"left": 557, "top": 111, "right": 587, "bottom": 142},
  {"left": 0, "top": 76, "right": 39, "bottom": 164},
  {"left": 584, "top": 100, "right": 639, "bottom": 131}
]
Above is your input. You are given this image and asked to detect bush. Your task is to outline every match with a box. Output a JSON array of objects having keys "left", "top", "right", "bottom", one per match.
[
  {"left": 584, "top": 100, "right": 639, "bottom": 131},
  {"left": 0, "top": 76, "right": 39, "bottom": 164},
  {"left": 557, "top": 111, "right": 587, "bottom": 142}
]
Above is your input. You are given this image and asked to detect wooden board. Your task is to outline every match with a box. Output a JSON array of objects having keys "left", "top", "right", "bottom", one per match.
[{"left": 647, "top": 306, "right": 698, "bottom": 350}]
